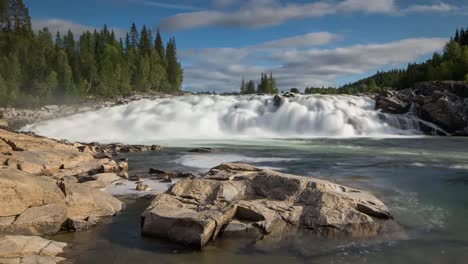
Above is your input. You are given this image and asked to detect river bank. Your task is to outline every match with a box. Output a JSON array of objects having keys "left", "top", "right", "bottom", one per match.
[
  {"left": 0, "top": 92, "right": 177, "bottom": 130},
  {"left": 0, "top": 127, "right": 399, "bottom": 263}
]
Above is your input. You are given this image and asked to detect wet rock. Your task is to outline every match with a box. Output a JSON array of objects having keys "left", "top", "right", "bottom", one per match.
[
  {"left": 188, "top": 147, "right": 214, "bottom": 153},
  {"left": 222, "top": 220, "right": 262, "bottom": 239},
  {"left": 0, "top": 236, "right": 67, "bottom": 264},
  {"left": 273, "top": 95, "right": 282, "bottom": 107},
  {"left": 160, "top": 176, "right": 173, "bottom": 183},
  {"left": 375, "top": 90, "right": 411, "bottom": 114},
  {"left": 141, "top": 163, "right": 392, "bottom": 249},
  {"left": 136, "top": 184, "right": 151, "bottom": 191},
  {"left": 65, "top": 216, "right": 100, "bottom": 231},
  {"left": 375, "top": 81, "right": 468, "bottom": 135},
  {"left": 129, "top": 175, "right": 140, "bottom": 181}
]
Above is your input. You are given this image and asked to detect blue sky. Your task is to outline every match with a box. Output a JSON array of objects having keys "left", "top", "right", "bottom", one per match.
[{"left": 25, "top": 0, "right": 468, "bottom": 92}]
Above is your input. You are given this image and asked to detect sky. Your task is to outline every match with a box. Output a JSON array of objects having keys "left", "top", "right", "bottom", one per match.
[{"left": 25, "top": 0, "right": 468, "bottom": 93}]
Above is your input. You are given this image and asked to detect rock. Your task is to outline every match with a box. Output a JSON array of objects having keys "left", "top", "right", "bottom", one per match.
[
  {"left": 188, "top": 147, "right": 214, "bottom": 153},
  {"left": 136, "top": 184, "right": 151, "bottom": 191},
  {"left": 9, "top": 204, "right": 67, "bottom": 236},
  {"left": 375, "top": 81, "right": 468, "bottom": 135},
  {"left": 142, "top": 194, "right": 237, "bottom": 249},
  {"left": 91, "top": 173, "right": 121, "bottom": 186},
  {"left": 0, "top": 169, "right": 68, "bottom": 236},
  {"left": 273, "top": 95, "right": 282, "bottom": 107},
  {"left": 160, "top": 176, "right": 173, "bottom": 183},
  {"left": 149, "top": 168, "right": 169, "bottom": 175},
  {"left": 177, "top": 172, "right": 199, "bottom": 179},
  {"left": 129, "top": 175, "right": 140, "bottom": 181},
  {"left": 141, "top": 163, "right": 392, "bottom": 249},
  {"left": 375, "top": 90, "right": 411, "bottom": 114},
  {"left": 222, "top": 220, "right": 262, "bottom": 239},
  {"left": 0, "top": 236, "right": 66, "bottom": 264},
  {"left": 59, "top": 182, "right": 124, "bottom": 221},
  {"left": 282, "top": 92, "right": 296, "bottom": 98},
  {"left": 65, "top": 216, "right": 100, "bottom": 231},
  {"left": 42, "top": 105, "right": 59, "bottom": 111}
]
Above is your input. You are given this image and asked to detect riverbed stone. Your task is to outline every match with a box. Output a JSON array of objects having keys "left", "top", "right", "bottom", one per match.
[
  {"left": 141, "top": 163, "right": 392, "bottom": 249},
  {"left": 59, "top": 182, "right": 124, "bottom": 221},
  {"left": 0, "top": 236, "right": 67, "bottom": 264}
]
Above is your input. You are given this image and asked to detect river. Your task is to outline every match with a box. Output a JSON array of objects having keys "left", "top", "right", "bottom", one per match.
[{"left": 22, "top": 95, "right": 468, "bottom": 263}]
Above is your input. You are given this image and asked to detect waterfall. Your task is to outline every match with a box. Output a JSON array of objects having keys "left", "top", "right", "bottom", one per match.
[{"left": 22, "top": 94, "right": 427, "bottom": 143}]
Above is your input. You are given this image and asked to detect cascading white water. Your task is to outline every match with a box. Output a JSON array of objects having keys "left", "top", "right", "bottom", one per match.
[{"left": 22, "top": 95, "right": 424, "bottom": 143}]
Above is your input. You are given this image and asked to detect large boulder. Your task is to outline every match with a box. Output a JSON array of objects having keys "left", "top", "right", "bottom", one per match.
[
  {"left": 0, "top": 169, "right": 67, "bottom": 236},
  {"left": 0, "top": 236, "right": 67, "bottom": 264},
  {"left": 375, "top": 82, "right": 468, "bottom": 135},
  {"left": 141, "top": 163, "right": 392, "bottom": 249},
  {"left": 417, "top": 92, "right": 466, "bottom": 133},
  {"left": 0, "top": 129, "right": 123, "bottom": 178},
  {"left": 59, "top": 182, "right": 124, "bottom": 221}
]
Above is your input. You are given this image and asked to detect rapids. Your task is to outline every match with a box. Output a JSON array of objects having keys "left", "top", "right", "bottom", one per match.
[{"left": 23, "top": 95, "right": 427, "bottom": 143}]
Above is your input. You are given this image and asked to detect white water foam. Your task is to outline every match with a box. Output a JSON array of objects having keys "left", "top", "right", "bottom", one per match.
[{"left": 22, "top": 95, "right": 424, "bottom": 143}]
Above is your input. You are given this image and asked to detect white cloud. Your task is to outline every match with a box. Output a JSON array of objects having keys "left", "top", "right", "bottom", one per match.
[
  {"left": 160, "top": 0, "right": 461, "bottom": 31},
  {"left": 403, "top": 2, "right": 455, "bottom": 13},
  {"left": 160, "top": 0, "right": 394, "bottom": 31},
  {"left": 181, "top": 36, "right": 447, "bottom": 92},
  {"left": 338, "top": 0, "right": 397, "bottom": 13},
  {"left": 257, "top": 32, "right": 341, "bottom": 49},
  {"left": 32, "top": 19, "right": 127, "bottom": 39},
  {"left": 141, "top": 1, "right": 201, "bottom": 10}
]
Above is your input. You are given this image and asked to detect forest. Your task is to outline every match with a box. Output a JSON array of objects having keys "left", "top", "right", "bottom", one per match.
[
  {"left": 308, "top": 28, "right": 468, "bottom": 95},
  {"left": 239, "top": 73, "right": 279, "bottom": 94},
  {"left": 0, "top": 0, "right": 183, "bottom": 106}
]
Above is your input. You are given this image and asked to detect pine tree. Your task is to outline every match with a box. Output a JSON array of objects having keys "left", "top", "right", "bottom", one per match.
[
  {"left": 0, "top": 0, "right": 8, "bottom": 31},
  {"left": 0, "top": 0, "right": 184, "bottom": 106},
  {"left": 129, "top": 22, "right": 139, "bottom": 49},
  {"left": 455, "top": 29, "right": 460, "bottom": 43},
  {"left": 139, "top": 25, "right": 151, "bottom": 56},
  {"left": 55, "top": 32, "right": 63, "bottom": 50},
  {"left": 166, "top": 37, "right": 182, "bottom": 91},
  {"left": 55, "top": 50, "right": 74, "bottom": 101},
  {"left": 246, "top": 80, "right": 256, "bottom": 94},
  {"left": 240, "top": 77, "right": 246, "bottom": 94},
  {"left": 154, "top": 28, "right": 165, "bottom": 63}
]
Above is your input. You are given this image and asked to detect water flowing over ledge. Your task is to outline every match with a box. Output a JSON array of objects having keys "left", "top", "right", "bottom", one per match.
[{"left": 22, "top": 95, "right": 426, "bottom": 144}]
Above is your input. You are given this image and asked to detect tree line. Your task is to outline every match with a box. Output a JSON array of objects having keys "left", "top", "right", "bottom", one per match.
[
  {"left": 0, "top": 0, "right": 183, "bottom": 106},
  {"left": 332, "top": 28, "right": 468, "bottom": 94},
  {"left": 239, "top": 73, "right": 279, "bottom": 94}
]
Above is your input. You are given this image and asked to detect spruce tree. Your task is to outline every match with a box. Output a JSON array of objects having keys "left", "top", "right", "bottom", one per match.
[
  {"left": 154, "top": 28, "right": 165, "bottom": 63},
  {"left": 139, "top": 25, "right": 151, "bottom": 56},
  {"left": 246, "top": 80, "right": 256, "bottom": 94},
  {"left": 166, "top": 37, "right": 182, "bottom": 91},
  {"left": 240, "top": 77, "right": 246, "bottom": 94},
  {"left": 130, "top": 22, "right": 139, "bottom": 49},
  {"left": 55, "top": 50, "right": 74, "bottom": 101}
]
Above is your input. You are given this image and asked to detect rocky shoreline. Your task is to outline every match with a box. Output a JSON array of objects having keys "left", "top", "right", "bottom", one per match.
[
  {"left": 375, "top": 81, "right": 468, "bottom": 136},
  {"left": 0, "top": 128, "right": 162, "bottom": 263},
  {"left": 0, "top": 128, "right": 395, "bottom": 262},
  {"left": 0, "top": 93, "right": 171, "bottom": 130}
]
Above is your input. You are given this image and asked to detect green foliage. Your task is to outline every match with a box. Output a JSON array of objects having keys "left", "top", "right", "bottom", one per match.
[
  {"left": 240, "top": 73, "right": 278, "bottom": 94},
  {"left": 307, "top": 27, "right": 468, "bottom": 95},
  {"left": 0, "top": 0, "right": 183, "bottom": 106},
  {"left": 290, "top": 88, "right": 300, "bottom": 94}
]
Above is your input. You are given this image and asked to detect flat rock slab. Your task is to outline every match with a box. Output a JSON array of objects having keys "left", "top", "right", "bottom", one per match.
[
  {"left": 0, "top": 236, "right": 67, "bottom": 264},
  {"left": 142, "top": 163, "right": 393, "bottom": 249}
]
